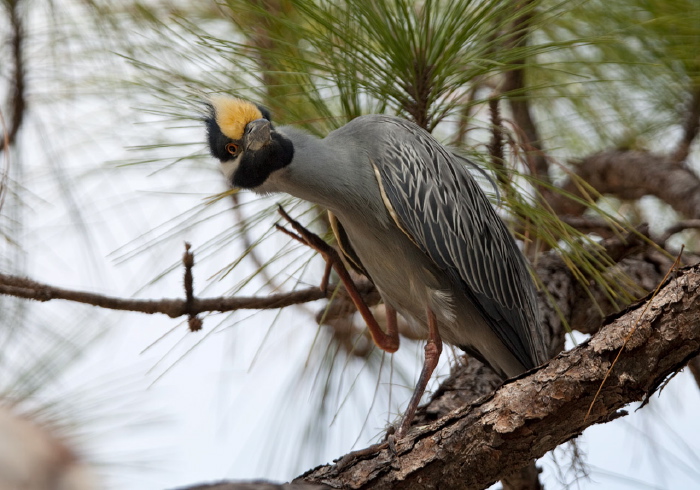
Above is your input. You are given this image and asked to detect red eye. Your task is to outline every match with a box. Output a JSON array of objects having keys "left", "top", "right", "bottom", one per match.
[{"left": 225, "top": 143, "right": 239, "bottom": 155}]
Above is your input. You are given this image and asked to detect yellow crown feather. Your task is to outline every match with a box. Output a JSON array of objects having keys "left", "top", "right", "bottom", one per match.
[{"left": 210, "top": 96, "right": 264, "bottom": 140}]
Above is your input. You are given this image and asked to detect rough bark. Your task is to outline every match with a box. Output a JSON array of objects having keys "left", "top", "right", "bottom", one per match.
[
  {"left": 295, "top": 264, "right": 700, "bottom": 489},
  {"left": 178, "top": 483, "right": 327, "bottom": 490},
  {"left": 501, "top": 464, "right": 543, "bottom": 490},
  {"left": 404, "top": 248, "right": 678, "bottom": 434}
]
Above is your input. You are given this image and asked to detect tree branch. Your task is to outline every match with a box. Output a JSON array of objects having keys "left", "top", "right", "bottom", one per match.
[
  {"left": 534, "top": 89, "right": 700, "bottom": 226},
  {"left": 0, "top": 0, "right": 27, "bottom": 151},
  {"left": 548, "top": 150, "right": 700, "bottom": 220},
  {"left": 295, "top": 264, "right": 700, "bottom": 489},
  {"left": 660, "top": 219, "right": 700, "bottom": 247},
  {"left": 0, "top": 272, "right": 374, "bottom": 318},
  {"left": 672, "top": 84, "right": 700, "bottom": 164},
  {"left": 502, "top": 0, "right": 550, "bottom": 185}
]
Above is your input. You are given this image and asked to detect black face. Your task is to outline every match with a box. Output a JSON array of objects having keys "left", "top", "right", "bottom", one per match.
[
  {"left": 205, "top": 116, "right": 242, "bottom": 163},
  {"left": 205, "top": 104, "right": 294, "bottom": 189},
  {"left": 234, "top": 130, "right": 294, "bottom": 188}
]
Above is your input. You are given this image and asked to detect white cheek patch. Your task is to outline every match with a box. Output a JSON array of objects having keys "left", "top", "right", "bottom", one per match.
[{"left": 220, "top": 155, "right": 242, "bottom": 185}]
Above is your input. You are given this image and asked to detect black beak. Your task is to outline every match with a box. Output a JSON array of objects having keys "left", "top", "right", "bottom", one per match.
[{"left": 244, "top": 118, "right": 272, "bottom": 151}]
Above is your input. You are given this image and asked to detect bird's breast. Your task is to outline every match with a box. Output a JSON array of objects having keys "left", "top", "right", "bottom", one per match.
[{"left": 335, "top": 213, "right": 447, "bottom": 323}]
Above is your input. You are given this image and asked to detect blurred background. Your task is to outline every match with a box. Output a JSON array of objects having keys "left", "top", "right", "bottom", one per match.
[{"left": 1, "top": 0, "right": 699, "bottom": 488}]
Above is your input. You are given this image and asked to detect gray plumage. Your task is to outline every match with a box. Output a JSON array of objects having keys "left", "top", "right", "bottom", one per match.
[{"left": 232, "top": 114, "right": 546, "bottom": 378}]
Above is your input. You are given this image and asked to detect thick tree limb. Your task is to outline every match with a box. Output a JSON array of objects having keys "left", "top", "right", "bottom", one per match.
[
  {"left": 407, "top": 249, "right": 677, "bottom": 435},
  {"left": 295, "top": 264, "right": 700, "bottom": 489},
  {"left": 548, "top": 150, "right": 700, "bottom": 220}
]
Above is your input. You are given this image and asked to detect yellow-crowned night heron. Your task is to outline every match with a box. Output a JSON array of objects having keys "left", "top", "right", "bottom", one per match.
[{"left": 205, "top": 96, "right": 547, "bottom": 436}]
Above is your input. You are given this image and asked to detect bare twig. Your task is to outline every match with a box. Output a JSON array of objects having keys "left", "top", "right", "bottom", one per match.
[
  {"left": 0, "top": 272, "right": 374, "bottom": 319},
  {"left": 183, "top": 242, "right": 195, "bottom": 303},
  {"left": 0, "top": 229, "right": 673, "bottom": 348},
  {"left": 182, "top": 242, "right": 202, "bottom": 331},
  {"left": 275, "top": 205, "right": 400, "bottom": 352}
]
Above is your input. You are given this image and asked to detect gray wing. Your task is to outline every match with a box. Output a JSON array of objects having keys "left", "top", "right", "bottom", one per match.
[{"left": 372, "top": 118, "right": 546, "bottom": 369}]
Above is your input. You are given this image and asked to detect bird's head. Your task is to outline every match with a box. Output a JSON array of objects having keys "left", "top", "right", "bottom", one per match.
[{"left": 205, "top": 96, "right": 293, "bottom": 190}]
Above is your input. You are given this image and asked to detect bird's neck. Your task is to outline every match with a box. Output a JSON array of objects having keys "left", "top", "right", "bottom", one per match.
[{"left": 261, "top": 126, "right": 377, "bottom": 215}]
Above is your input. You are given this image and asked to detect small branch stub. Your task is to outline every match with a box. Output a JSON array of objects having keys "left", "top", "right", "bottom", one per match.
[{"left": 183, "top": 242, "right": 201, "bottom": 332}]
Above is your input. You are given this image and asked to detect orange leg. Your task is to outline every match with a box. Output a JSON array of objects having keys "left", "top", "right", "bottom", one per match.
[
  {"left": 276, "top": 206, "right": 399, "bottom": 353},
  {"left": 384, "top": 303, "right": 399, "bottom": 345},
  {"left": 397, "top": 307, "right": 443, "bottom": 438}
]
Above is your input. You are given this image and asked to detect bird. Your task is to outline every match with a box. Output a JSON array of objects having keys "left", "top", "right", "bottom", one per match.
[{"left": 204, "top": 95, "right": 548, "bottom": 437}]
